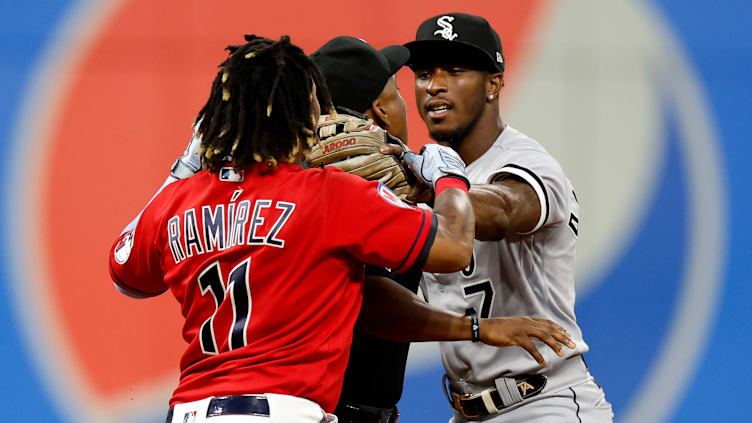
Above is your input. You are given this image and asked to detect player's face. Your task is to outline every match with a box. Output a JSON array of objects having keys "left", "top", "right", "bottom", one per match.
[
  {"left": 413, "top": 63, "right": 487, "bottom": 145},
  {"left": 375, "top": 76, "right": 409, "bottom": 142}
]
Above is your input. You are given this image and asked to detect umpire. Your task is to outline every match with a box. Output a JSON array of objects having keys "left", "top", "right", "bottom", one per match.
[{"left": 311, "top": 36, "right": 414, "bottom": 423}]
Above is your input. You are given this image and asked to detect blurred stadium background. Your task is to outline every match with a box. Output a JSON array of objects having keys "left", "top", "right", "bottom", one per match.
[{"left": 1, "top": 0, "right": 749, "bottom": 421}]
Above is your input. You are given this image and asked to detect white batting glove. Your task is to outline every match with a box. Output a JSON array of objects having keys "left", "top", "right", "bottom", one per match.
[
  {"left": 170, "top": 126, "right": 203, "bottom": 179},
  {"left": 403, "top": 144, "right": 470, "bottom": 190}
]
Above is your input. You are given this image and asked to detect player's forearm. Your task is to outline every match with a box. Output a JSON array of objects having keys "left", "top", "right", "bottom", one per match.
[
  {"left": 424, "top": 182, "right": 475, "bottom": 272},
  {"left": 469, "top": 185, "right": 512, "bottom": 241},
  {"left": 469, "top": 181, "right": 540, "bottom": 241},
  {"left": 357, "top": 275, "right": 472, "bottom": 342}
]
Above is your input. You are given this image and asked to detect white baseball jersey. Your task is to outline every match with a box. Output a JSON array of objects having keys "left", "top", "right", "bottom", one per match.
[{"left": 421, "top": 125, "right": 587, "bottom": 387}]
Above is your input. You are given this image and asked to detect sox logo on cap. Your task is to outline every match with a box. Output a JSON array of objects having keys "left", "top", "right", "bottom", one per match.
[{"left": 434, "top": 16, "right": 458, "bottom": 40}]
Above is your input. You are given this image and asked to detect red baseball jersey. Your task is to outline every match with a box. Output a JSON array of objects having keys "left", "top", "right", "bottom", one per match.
[{"left": 108, "top": 163, "right": 436, "bottom": 412}]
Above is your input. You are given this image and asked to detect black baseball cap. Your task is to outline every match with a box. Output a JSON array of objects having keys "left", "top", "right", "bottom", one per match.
[
  {"left": 404, "top": 13, "right": 504, "bottom": 73},
  {"left": 311, "top": 36, "right": 410, "bottom": 113}
]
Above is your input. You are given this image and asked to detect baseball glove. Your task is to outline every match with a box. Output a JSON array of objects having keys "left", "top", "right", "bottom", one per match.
[{"left": 307, "top": 112, "right": 426, "bottom": 203}]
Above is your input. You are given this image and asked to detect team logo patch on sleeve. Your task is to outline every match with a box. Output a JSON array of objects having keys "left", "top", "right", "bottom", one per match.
[
  {"left": 113, "top": 231, "right": 134, "bottom": 264},
  {"left": 377, "top": 183, "right": 412, "bottom": 209}
]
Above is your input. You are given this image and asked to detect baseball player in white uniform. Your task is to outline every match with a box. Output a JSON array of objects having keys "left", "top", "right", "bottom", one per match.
[{"left": 402, "top": 13, "right": 615, "bottom": 422}]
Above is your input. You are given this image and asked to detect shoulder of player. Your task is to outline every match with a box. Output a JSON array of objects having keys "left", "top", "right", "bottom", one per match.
[
  {"left": 499, "top": 129, "right": 564, "bottom": 170},
  {"left": 164, "top": 170, "right": 213, "bottom": 195},
  {"left": 499, "top": 126, "right": 550, "bottom": 155},
  {"left": 487, "top": 129, "right": 571, "bottom": 194},
  {"left": 149, "top": 176, "right": 190, "bottom": 206},
  {"left": 141, "top": 171, "right": 213, "bottom": 221},
  {"left": 313, "top": 165, "right": 376, "bottom": 189}
]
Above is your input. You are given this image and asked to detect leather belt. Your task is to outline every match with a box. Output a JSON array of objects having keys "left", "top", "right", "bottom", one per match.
[
  {"left": 444, "top": 374, "right": 547, "bottom": 420},
  {"left": 165, "top": 395, "right": 270, "bottom": 422},
  {"left": 334, "top": 401, "right": 400, "bottom": 423}
]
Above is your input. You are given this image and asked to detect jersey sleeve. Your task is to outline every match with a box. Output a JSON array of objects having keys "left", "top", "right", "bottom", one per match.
[
  {"left": 323, "top": 169, "right": 437, "bottom": 274},
  {"left": 487, "top": 145, "right": 570, "bottom": 233},
  {"left": 108, "top": 193, "right": 169, "bottom": 298}
]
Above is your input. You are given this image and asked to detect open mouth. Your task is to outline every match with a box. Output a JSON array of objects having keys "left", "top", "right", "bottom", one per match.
[{"left": 426, "top": 101, "right": 453, "bottom": 119}]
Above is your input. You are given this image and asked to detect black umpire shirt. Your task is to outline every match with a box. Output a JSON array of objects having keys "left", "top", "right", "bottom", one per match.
[{"left": 337, "top": 264, "right": 423, "bottom": 409}]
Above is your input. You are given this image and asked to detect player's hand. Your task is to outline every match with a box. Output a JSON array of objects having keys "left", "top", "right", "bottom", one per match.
[
  {"left": 379, "top": 144, "right": 434, "bottom": 205},
  {"left": 380, "top": 143, "right": 405, "bottom": 157},
  {"left": 478, "top": 316, "right": 576, "bottom": 366},
  {"left": 391, "top": 144, "right": 469, "bottom": 190},
  {"left": 170, "top": 128, "right": 203, "bottom": 179}
]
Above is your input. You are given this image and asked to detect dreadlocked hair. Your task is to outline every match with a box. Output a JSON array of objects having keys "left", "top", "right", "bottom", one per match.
[{"left": 194, "top": 34, "right": 333, "bottom": 172}]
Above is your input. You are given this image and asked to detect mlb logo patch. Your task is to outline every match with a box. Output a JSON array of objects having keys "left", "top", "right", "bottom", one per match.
[
  {"left": 219, "top": 167, "right": 244, "bottom": 182},
  {"left": 183, "top": 411, "right": 196, "bottom": 423}
]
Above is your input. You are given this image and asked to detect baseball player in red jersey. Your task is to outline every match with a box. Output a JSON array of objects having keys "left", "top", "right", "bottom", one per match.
[{"left": 109, "top": 34, "right": 574, "bottom": 423}]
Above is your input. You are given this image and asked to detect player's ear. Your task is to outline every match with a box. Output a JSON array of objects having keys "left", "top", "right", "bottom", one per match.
[
  {"left": 486, "top": 73, "right": 503, "bottom": 101},
  {"left": 366, "top": 100, "right": 389, "bottom": 131}
]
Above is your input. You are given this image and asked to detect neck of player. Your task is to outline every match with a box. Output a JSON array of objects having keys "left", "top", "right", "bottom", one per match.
[{"left": 449, "top": 104, "right": 505, "bottom": 167}]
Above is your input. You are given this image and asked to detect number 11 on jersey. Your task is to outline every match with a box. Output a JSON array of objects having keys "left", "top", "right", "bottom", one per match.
[{"left": 197, "top": 257, "right": 252, "bottom": 355}]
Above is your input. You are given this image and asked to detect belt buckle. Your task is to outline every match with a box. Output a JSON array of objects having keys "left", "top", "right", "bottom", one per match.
[
  {"left": 451, "top": 391, "right": 484, "bottom": 420},
  {"left": 515, "top": 374, "right": 548, "bottom": 399}
]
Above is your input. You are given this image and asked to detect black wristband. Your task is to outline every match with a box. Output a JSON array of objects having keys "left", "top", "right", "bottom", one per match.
[{"left": 465, "top": 307, "right": 480, "bottom": 342}]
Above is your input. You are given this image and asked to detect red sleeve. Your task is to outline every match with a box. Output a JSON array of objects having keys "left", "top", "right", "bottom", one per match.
[
  {"left": 323, "top": 169, "right": 437, "bottom": 273},
  {"left": 108, "top": 194, "right": 168, "bottom": 298}
]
